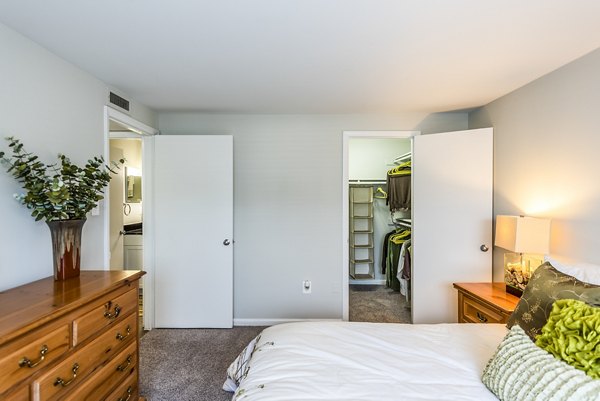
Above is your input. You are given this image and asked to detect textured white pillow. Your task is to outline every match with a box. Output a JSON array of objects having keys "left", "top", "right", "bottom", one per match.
[
  {"left": 545, "top": 256, "right": 600, "bottom": 285},
  {"left": 482, "top": 325, "right": 600, "bottom": 401}
]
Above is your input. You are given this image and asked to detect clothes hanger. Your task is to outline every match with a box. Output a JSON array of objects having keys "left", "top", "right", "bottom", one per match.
[{"left": 374, "top": 187, "right": 387, "bottom": 199}]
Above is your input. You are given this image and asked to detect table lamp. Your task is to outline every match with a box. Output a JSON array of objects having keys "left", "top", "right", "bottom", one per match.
[{"left": 495, "top": 215, "right": 551, "bottom": 296}]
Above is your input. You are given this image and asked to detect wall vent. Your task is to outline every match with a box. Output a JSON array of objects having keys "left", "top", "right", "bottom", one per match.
[{"left": 109, "top": 92, "right": 130, "bottom": 112}]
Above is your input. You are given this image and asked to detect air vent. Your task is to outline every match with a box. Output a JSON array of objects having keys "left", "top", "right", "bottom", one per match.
[{"left": 109, "top": 92, "right": 130, "bottom": 112}]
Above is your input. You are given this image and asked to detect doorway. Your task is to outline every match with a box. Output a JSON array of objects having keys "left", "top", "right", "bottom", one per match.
[
  {"left": 344, "top": 133, "right": 417, "bottom": 323},
  {"left": 103, "top": 106, "right": 158, "bottom": 331}
]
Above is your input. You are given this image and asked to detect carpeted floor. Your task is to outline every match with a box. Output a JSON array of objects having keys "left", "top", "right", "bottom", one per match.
[
  {"left": 139, "top": 286, "right": 409, "bottom": 400},
  {"left": 140, "top": 326, "right": 265, "bottom": 401},
  {"left": 349, "top": 284, "right": 411, "bottom": 323}
]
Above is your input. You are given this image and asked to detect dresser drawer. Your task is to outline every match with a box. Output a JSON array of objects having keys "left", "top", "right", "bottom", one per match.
[
  {"left": 32, "top": 312, "right": 137, "bottom": 401},
  {"left": 105, "top": 374, "right": 137, "bottom": 401},
  {"left": 73, "top": 287, "right": 138, "bottom": 346},
  {"left": 3, "top": 385, "right": 29, "bottom": 401},
  {"left": 62, "top": 342, "right": 137, "bottom": 401},
  {"left": 0, "top": 324, "right": 70, "bottom": 394},
  {"left": 461, "top": 295, "right": 506, "bottom": 324}
]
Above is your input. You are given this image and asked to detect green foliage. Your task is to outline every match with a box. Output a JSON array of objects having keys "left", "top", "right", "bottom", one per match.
[{"left": 0, "top": 137, "right": 123, "bottom": 222}]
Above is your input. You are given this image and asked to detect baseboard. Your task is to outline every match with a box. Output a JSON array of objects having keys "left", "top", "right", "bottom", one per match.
[{"left": 233, "top": 318, "right": 343, "bottom": 326}]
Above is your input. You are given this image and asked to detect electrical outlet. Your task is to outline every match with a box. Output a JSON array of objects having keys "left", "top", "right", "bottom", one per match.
[{"left": 302, "top": 280, "right": 312, "bottom": 294}]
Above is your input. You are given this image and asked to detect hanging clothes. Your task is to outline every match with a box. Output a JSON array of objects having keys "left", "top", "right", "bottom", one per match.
[
  {"left": 381, "top": 230, "right": 395, "bottom": 274},
  {"left": 386, "top": 161, "right": 411, "bottom": 211},
  {"left": 385, "top": 229, "right": 411, "bottom": 291},
  {"left": 397, "top": 239, "right": 412, "bottom": 300}
]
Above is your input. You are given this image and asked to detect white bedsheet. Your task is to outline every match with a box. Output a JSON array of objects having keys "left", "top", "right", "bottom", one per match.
[{"left": 232, "top": 321, "right": 507, "bottom": 401}]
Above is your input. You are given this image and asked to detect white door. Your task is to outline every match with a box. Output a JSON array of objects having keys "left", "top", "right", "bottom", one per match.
[
  {"left": 109, "top": 145, "right": 125, "bottom": 270},
  {"left": 154, "top": 135, "right": 233, "bottom": 328},
  {"left": 412, "top": 128, "right": 493, "bottom": 324}
]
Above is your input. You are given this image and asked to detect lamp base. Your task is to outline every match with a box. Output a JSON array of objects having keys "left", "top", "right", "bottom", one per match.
[{"left": 505, "top": 284, "right": 523, "bottom": 297}]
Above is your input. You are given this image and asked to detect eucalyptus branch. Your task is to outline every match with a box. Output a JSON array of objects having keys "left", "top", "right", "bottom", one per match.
[{"left": 0, "top": 137, "right": 123, "bottom": 222}]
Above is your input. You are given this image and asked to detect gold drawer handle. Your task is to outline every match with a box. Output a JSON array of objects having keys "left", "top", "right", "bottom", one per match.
[
  {"left": 19, "top": 344, "right": 48, "bottom": 368},
  {"left": 118, "top": 386, "right": 133, "bottom": 401},
  {"left": 104, "top": 302, "right": 122, "bottom": 319},
  {"left": 54, "top": 363, "right": 80, "bottom": 387},
  {"left": 476, "top": 311, "right": 489, "bottom": 323},
  {"left": 116, "top": 355, "right": 133, "bottom": 372},
  {"left": 116, "top": 325, "right": 131, "bottom": 341}
]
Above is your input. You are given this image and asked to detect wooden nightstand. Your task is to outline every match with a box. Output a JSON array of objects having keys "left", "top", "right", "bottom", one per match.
[{"left": 453, "top": 283, "right": 520, "bottom": 324}]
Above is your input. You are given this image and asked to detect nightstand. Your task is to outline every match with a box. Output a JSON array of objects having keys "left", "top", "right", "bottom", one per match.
[{"left": 453, "top": 283, "right": 520, "bottom": 324}]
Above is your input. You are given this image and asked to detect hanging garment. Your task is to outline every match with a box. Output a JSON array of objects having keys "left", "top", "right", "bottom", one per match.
[
  {"left": 386, "top": 161, "right": 411, "bottom": 211},
  {"left": 381, "top": 230, "right": 395, "bottom": 274},
  {"left": 385, "top": 229, "right": 411, "bottom": 291},
  {"left": 397, "top": 239, "right": 412, "bottom": 299}
]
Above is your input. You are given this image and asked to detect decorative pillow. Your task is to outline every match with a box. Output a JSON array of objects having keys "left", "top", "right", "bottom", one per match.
[
  {"left": 535, "top": 299, "right": 600, "bottom": 379},
  {"left": 507, "top": 262, "right": 600, "bottom": 340},
  {"left": 545, "top": 256, "right": 600, "bottom": 285},
  {"left": 482, "top": 325, "right": 600, "bottom": 401},
  {"left": 223, "top": 334, "right": 261, "bottom": 392}
]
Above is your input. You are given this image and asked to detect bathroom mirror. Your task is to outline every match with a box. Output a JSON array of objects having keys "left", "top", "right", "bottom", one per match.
[{"left": 125, "top": 167, "right": 142, "bottom": 203}]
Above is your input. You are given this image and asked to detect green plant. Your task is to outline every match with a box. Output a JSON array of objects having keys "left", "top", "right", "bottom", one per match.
[{"left": 0, "top": 137, "right": 122, "bottom": 221}]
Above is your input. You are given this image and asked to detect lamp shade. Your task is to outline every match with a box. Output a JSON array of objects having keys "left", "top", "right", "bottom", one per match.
[{"left": 495, "top": 215, "right": 551, "bottom": 254}]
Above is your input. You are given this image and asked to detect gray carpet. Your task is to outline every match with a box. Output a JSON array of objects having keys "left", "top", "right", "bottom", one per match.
[
  {"left": 349, "top": 284, "right": 411, "bottom": 323},
  {"left": 140, "top": 326, "right": 265, "bottom": 401}
]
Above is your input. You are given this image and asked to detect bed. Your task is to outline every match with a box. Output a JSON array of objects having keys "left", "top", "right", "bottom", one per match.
[
  {"left": 225, "top": 321, "right": 507, "bottom": 401},
  {"left": 225, "top": 258, "right": 600, "bottom": 401}
]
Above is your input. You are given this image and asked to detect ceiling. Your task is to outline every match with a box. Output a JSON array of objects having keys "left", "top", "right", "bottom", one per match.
[{"left": 1, "top": 0, "right": 599, "bottom": 114}]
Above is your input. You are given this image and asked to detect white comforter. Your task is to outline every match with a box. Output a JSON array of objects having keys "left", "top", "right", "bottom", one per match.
[{"left": 232, "top": 321, "right": 507, "bottom": 401}]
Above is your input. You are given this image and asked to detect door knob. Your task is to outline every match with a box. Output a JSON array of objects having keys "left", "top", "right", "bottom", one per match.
[
  {"left": 223, "top": 239, "right": 231, "bottom": 246},
  {"left": 480, "top": 244, "right": 489, "bottom": 252}
]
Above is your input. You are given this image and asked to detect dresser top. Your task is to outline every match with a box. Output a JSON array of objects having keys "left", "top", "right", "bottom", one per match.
[{"left": 0, "top": 270, "right": 144, "bottom": 344}]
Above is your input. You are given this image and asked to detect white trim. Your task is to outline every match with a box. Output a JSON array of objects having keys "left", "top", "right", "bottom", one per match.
[
  {"left": 233, "top": 318, "right": 343, "bottom": 327},
  {"left": 106, "top": 106, "right": 158, "bottom": 136},
  {"left": 341, "top": 130, "right": 420, "bottom": 321},
  {"left": 103, "top": 105, "right": 158, "bottom": 331}
]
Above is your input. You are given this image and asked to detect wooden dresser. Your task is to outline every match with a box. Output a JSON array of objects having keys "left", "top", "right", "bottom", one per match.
[
  {"left": 0, "top": 270, "right": 145, "bottom": 401},
  {"left": 453, "top": 282, "right": 520, "bottom": 324}
]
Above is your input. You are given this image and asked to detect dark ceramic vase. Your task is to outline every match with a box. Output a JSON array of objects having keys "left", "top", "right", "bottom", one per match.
[{"left": 47, "top": 219, "right": 86, "bottom": 281}]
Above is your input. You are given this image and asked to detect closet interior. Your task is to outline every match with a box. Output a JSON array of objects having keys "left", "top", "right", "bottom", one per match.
[{"left": 348, "top": 137, "right": 412, "bottom": 323}]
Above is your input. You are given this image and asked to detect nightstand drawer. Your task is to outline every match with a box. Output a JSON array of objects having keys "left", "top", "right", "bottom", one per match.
[
  {"left": 454, "top": 283, "right": 519, "bottom": 325},
  {"left": 462, "top": 295, "right": 505, "bottom": 324}
]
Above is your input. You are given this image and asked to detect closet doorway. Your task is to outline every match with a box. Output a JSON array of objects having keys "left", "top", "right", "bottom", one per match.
[{"left": 343, "top": 131, "right": 418, "bottom": 323}]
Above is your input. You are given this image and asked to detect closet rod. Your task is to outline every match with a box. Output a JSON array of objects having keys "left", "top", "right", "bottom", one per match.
[
  {"left": 393, "top": 151, "right": 412, "bottom": 164},
  {"left": 349, "top": 180, "right": 386, "bottom": 185}
]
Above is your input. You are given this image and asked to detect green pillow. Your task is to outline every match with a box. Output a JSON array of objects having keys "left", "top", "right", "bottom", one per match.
[
  {"left": 482, "top": 325, "right": 600, "bottom": 401},
  {"left": 536, "top": 299, "right": 600, "bottom": 379},
  {"left": 507, "top": 262, "right": 600, "bottom": 340}
]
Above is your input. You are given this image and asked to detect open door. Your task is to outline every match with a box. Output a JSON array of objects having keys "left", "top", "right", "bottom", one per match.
[
  {"left": 109, "top": 146, "right": 125, "bottom": 270},
  {"left": 412, "top": 128, "right": 493, "bottom": 324},
  {"left": 154, "top": 135, "right": 233, "bottom": 328}
]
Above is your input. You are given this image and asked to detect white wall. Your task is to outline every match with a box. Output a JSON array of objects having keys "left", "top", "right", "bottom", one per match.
[
  {"left": 158, "top": 113, "right": 468, "bottom": 319},
  {"left": 0, "top": 23, "right": 156, "bottom": 290},
  {"left": 348, "top": 138, "right": 411, "bottom": 181},
  {"left": 470, "top": 48, "right": 600, "bottom": 281}
]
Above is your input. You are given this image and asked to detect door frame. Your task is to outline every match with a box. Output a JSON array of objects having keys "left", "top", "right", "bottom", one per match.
[
  {"left": 342, "top": 131, "right": 420, "bottom": 321},
  {"left": 103, "top": 106, "right": 158, "bottom": 330}
]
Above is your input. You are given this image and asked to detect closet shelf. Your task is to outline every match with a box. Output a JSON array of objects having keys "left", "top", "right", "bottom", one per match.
[
  {"left": 350, "top": 273, "right": 376, "bottom": 280},
  {"left": 350, "top": 258, "right": 374, "bottom": 264},
  {"left": 351, "top": 244, "right": 374, "bottom": 249},
  {"left": 351, "top": 229, "right": 373, "bottom": 234}
]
